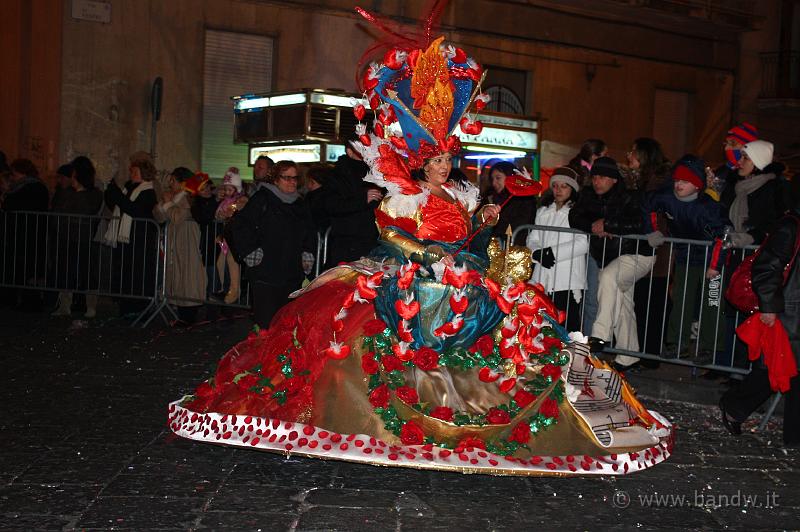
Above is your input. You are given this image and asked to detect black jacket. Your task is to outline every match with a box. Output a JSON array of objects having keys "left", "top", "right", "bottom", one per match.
[
  {"left": 233, "top": 187, "right": 314, "bottom": 286},
  {"left": 481, "top": 190, "right": 536, "bottom": 245},
  {"left": 719, "top": 166, "right": 791, "bottom": 245},
  {"left": 752, "top": 213, "right": 800, "bottom": 314},
  {"left": 191, "top": 195, "right": 220, "bottom": 264},
  {"left": 323, "top": 155, "right": 380, "bottom": 265},
  {"left": 569, "top": 181, "right": 652, "bottom": 266}
]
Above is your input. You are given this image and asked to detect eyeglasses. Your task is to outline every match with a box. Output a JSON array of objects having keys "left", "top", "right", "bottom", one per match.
[{"left": 278, "top": 174, "right": 298, "bottom": 181}]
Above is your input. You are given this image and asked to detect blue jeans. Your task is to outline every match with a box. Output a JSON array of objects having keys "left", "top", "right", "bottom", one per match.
[{"left": 582, "top": 255, "right": 600, "bottom": 335}]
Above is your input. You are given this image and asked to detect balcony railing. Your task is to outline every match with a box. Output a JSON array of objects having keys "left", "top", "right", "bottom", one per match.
[{"left": 760, "top": 51, "right": 800, "bottom": 100}]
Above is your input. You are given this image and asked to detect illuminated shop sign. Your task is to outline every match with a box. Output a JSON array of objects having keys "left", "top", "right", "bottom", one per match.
[
  {"left": 457, "top": 125, "right": 538, "bottom": 151},
  {"left": 250, "top": 144, "right": 322, "bottom": 164}
]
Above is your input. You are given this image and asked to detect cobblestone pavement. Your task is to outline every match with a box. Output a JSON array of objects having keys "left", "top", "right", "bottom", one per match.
[{"left": 1, "top": 308, "right": 798, "bottom": 531}]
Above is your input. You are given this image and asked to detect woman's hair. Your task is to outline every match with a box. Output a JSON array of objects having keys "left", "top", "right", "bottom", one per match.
[
  {"left": 71, "top": 156, "right": 96, "bottom": 190},
  {"left": 171, "top": 167, "right": 194, "bottom": 182},
  {"left": 304, "top": 163, "right": 331, "bottom": 187},
  {"left": 630, "top": 137, "right": 671, "bottom": 190},
  {"left": 269, "top": 160, "right": 299, "bottom": 183},
  {"left": 9, "top": 158, "right": 39, "bottom": 179},
  {"left": 129, "top": 151, "right": 157, "bottom": 182},
  {"left": 576, "top": 139, "right": 607, "bottom": 163},
  {"left": 488, "top": 161, "right": 518, "bottom": 178},
  {"left": 540, "top": 182, "right": 579, "bottom": 208}
]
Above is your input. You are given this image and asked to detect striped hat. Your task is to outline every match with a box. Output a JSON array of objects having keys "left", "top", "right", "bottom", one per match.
[{"left": 726, "top": 123, "right": 758, "bottom": 144}]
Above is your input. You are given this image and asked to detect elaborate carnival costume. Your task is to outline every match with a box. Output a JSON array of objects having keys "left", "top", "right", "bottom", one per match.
[{"left": 168, "top": 29, "right": 674, "bottom": 476}]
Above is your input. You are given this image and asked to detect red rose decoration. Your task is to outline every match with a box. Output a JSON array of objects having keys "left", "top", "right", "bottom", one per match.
[
  {"left": 471, "top": 334, "right": 495, "bottom": 357},
  {"left": 486, "top": 407, "right": 511, "bottom": 425},
  {"left": 514, "top": 389, "right": 537, "bottom": 408},
  {"left": 363, "top": 319, "right": 388, "bottom": 336},
  {"left": 541, "top": 364, "right": 562, "bottom": 381},
  {"left": 381, "top": 354, "right": 405, "bottom": 373},
  {"left": 429, "top": 406, "right": 454, "bottom": 422},
  {"left": 456, "top": 436, "right": 486, "bottom": 450},
  {"left": 196, "top": 381, "right": 216, "bottom": 398},
  {"left": 540, "top": 397, "right": 560, "bottom": 419},
  {"left": 509, "top": 422, "right": 531, "bottom": 444},
  {"left": 369, "top": 384, "right": 391, "bottom": 408},
  {"left": 400, "top": 420, "right": 425, "bottom": 445},
  {"left": 541, "top": 336, "right": 563, "bottom": 353},
  {"left": 395, "top": 386, "right": 419, "bottom": 405},
  {"left": 413, "top": 347, "right": 439, "bottom": 371},
  {"left": 236, "top": 374, "right": 259, "bottom": 391},
  {"left": 361, "top": 353, "right": 379, "bottom": 375}
]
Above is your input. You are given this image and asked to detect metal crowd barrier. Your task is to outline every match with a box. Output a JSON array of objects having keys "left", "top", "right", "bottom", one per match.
[
  {"left": 513, "top": 223, "right": 760, "bottom": 375},
  {"left": 0, "top": 210, "right": 165, "bottom": 327}
]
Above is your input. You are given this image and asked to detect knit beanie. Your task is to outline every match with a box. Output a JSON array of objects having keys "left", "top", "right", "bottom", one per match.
[
  {"left": 223, "top": 167, "right": 242, "bottom": 192},
  {"left": 589, "top": 156, "right": 622, "bottom": 181},
  {"left": 742, "top": 140, "right": 774, "bottom": 171},
  {"left": 672, "top": 154, "right": 706, "bottom": 191},
  {"left": 726, "top": 123, "right": 758, "bottom": 145},
  {"left": 549, "top": 166, "right": 580, "bottom": 192}
]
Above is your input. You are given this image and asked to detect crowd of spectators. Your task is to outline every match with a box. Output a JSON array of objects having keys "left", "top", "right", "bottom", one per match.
[{"left": 0, "top": 124, "right": 796, "bottom": 363}]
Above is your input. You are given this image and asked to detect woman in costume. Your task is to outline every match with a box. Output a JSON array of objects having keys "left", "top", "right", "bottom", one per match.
[{"left": 168, "top": 29, "right": 673, "bottom": 475}]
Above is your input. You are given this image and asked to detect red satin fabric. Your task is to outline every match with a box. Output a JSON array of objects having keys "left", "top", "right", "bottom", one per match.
[
  {"left": 416, "top": 194, "right": 471, "bottom": 242},
  {"left": 736, "top": 314, "right": 798, "bottom": 393},
  {"left": 187, "top": 279, "right": 375, "bottom": 419}
]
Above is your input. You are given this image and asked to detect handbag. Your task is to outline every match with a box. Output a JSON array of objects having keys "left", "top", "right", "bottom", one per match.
[{"left": 725, "top": 214, "right": 800, "bottom": 314}]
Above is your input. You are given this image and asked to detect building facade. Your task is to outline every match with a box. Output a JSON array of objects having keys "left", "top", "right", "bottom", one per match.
[{"left": 1, "top": 0, "right": 796, "bottom": 182}]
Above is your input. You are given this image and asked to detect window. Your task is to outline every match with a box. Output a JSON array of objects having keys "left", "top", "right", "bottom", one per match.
[
  {"left": 202, "top": 30, "right": 273, "bottom": 179},
  {"left": 652, "top": 89, "right": 693, "bottom": 161},
  {"left": 483, "top": 65, "right": 529, "bottom": 115}
]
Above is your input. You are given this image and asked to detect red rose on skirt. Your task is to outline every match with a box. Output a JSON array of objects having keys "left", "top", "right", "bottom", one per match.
[
  {"left": 509, "top": 422, "right": 531, "bottom": 443},
  {"left": 236, "top": 373, "right": 259, "bottom": 391},
  {"left": 381, "top": 354, "right": 404, "bottom": 373},
  {"left": 456, "top": 435, "right": 486, "bottom": 450},
  {"left": 540, "top": 397, "right": 560, "bottom": 419},
  {"left": 363, "top": 319, "right": 388, "bottom": 336},
  {"left": 413, "top": 347, "right": 439, "bottom": 371},
  {"left": 196, "top": 381, "right": 216, "bottom": 398},
  {"left": 369, "top": 384, "right": 390, "bottom": 408},
  {"left": 471, "top": 334, "right": 495, "bottom": 357},
  {"left": 429, "top": 406, "right": 454, "bottom": 422},
  {"left": 400, "top": 420, "right": 425, "bottom": 445},
  {"left": 541, "top": 336, "right": 563, "bottom": 352},
  {"left": 361, "top": 353, "right": 379, "bottom": 375},
  {"left": 541, "top": 364, "right": 562, "bottom": 380},
  {"left": 395, "top": 386, "right": 419, "bottom": 405},
  {"left": 513, "top": 389, "right": 537, "bottom": 408},
  {"left": 485, "top": 407, "right": 511, "bottom": 424}
]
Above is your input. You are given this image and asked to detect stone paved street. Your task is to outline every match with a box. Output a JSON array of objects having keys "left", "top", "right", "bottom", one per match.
[{"left": 1, "top": 308, "right": 798, "bottom": 531}]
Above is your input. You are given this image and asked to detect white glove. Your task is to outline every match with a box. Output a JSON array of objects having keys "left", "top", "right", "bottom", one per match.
[
  {"left": 646, "top": 230, "right": 666, "bottom": 248},
  {"left": 159, "top": 190, "right": 187, "bottom": 211}
]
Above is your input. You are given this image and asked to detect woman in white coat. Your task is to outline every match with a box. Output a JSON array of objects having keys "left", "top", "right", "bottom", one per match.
[{"left": 526, "top": 167, "right": 588, "bottom": 333}]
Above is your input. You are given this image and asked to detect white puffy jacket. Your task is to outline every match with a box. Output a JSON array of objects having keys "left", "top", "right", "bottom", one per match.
[{"left": 525, "top": 202, "right": 589, "bottom": 299}]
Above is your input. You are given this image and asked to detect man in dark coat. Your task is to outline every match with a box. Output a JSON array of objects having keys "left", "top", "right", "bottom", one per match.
[
  {"left": 720, "top": 210, "right": 800, "bottom": 447},
  {"left": 1, "top": 158, "right": 50, "bottom": 310},
  {"left": 569, "top": 157, "right": 654, "bottom": 370},
  {"left": 322, "top": 143, "right": 383, "bottom": 268},
  {"left": 229, "top": 172, "right": 315, "bottom": 328}
]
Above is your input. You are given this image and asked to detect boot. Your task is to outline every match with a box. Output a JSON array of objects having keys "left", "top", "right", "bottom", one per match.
[
  {"left": 224, "top": 257, "right": 240, "bottom": 304},
  {"left": 84, "top": 294, "right": 98, "bottom": 318},
  {"left": 51, "top": 292, "right": 73, "bottom": 316}
]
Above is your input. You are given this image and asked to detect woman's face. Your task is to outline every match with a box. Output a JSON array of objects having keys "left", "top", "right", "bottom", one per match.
[
  {"left": 551, "top": 180, "right": 573, "bottom": 205},
  {"left": 490, "top": 169, "right": 507, "bottom": 194},
  {"left": 423, "top": 154, "right": 452, "bottom": 186},
  {"left": 221, "top": 184, "right": 237, "bottom": 198},
  {"left": 129, "top": 165, "right": 142, "bottom": 183},
  {"left": 275, "top": 166, "right": 299, "bottom": 194},
  {"left": 738, "top": 152, "right": 755, "bottom": 176},
  {"left": 626, "top": 145, "right": 640, "bottom": 169},
  {"left": 168, "top": 174, "right": 182, "bottom": 193}
]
